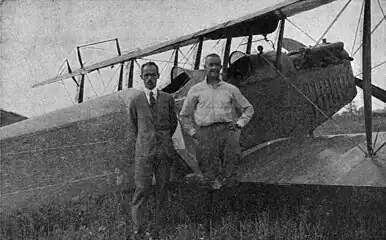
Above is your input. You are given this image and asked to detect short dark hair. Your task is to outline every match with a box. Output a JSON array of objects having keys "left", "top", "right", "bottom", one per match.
[
  {"left": 141, "top": 61, "right": 159, "bottom": 74},
  {"left": 204, "top": 53, "right": 221, "bottom": 62},
  {"left": 234, "top": 72, "right": 243, "bottom": 77}
]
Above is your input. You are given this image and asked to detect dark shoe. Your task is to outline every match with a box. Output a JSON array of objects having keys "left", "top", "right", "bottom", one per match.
[
  {"left": 149, "top": 228, "right": 161, "bottom": 240},
  {"left": 222, "top": 178, "right": 240, "bottom": 188},
  {"left": 129, "top": 230, "right": 156, "bottom": 240},
  {"left": 128, "top": 226, "right": 146, "bottom": 240},
  {"left": 200, "top": 178, "right": 215, "bottom": 189},
  {"left": 212, "top": 178, "right": 222, "bottom": 189},
  {"left": 128, "top": 230, "right": 142, "bottom": 240}
]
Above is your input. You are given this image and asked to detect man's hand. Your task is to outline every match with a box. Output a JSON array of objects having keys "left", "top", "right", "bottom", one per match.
[
  {"left": 192, "top": 133, "right": 200, "bottom": 145},
  {"left": 193, "top": 138, "right": 200, "bottom": 146},
  {"left": 227, "top": 122, "right": 242, "bottom": 131},
  {"left": 191, "top": 130, "right": 204, "bottom": 145}
]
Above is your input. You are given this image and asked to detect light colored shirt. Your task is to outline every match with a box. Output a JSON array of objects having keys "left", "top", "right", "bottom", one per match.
[
  {"left": 143, "top": 87, "right": 158, "bottom": 104},
  {"left": 179, "top": 78, "right": 254, "bottom": 136}
]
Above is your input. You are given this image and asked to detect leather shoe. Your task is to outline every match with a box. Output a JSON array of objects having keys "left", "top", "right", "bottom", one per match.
[{"left": 222, "top": 178, "right": 240, "bottom": 188}]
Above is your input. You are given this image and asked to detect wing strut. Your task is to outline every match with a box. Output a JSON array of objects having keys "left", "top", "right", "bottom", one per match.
[
  {"left": 222, "top": 36, "right": 232, "bottom": 80},
  {"left": 275, "top": 19, "right": 286, "bottom": 72},
  {"left": 66, "top": 60, "right": 79, "bottom": 87},
  {"left": 127, "top": 60, "right": 135, "bottom": 88},
  {"left": 174, "top": 48, "right": 179, "bottom": 67},
  {"left": 116, "top": 39, "right": 125, "bottom": 91},
  {"left": 362, "top": 0, "right": 373, "bottom": 156},
  {"left": 194, "top": 38, "right": 204, "bottom": 70},
  {"left": 76, "top": 46, "right": 85, "bottom": 103},
  {"left": 246, "top": 35, "right": 253, "bottom": 54}
]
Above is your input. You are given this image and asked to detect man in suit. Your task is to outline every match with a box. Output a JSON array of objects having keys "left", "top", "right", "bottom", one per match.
[{"left": 126, "top": 61, "right": 179, "bottom": 239}]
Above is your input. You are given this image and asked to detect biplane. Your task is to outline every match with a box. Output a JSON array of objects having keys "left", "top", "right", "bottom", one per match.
[{"left": 1, "top": 0, "right": 386, "bottom": 214}]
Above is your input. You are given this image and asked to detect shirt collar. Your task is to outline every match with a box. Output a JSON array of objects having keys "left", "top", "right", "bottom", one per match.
[
  {"left": 143, "top": 87, "right": 158, "bottom": 98},
  {"left": 204, "top": 75, "right": 224, "bottom": 87}
]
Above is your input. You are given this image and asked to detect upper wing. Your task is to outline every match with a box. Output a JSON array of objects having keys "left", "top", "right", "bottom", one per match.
[
  {"left": 33, "top": 0, "right": 337, "bottom": 88},
  {"left": 281, "top": 37, "right": 307, "bottom": 52}
]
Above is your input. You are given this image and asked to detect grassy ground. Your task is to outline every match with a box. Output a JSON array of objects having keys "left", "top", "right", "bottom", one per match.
[{"left": 1, "top": 182, "right": 385, "bottom": 239}]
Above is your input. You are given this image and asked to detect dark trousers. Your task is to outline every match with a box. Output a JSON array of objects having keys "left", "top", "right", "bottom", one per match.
[
  {"left": 195, "top": 123, "right": 242, "bottom": 181},
  {"left": 130, "top": 148, "right": 170, "bottom": 232}
]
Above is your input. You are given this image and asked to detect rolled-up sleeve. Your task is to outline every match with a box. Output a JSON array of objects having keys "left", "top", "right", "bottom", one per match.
[
  {"left": 232, "top": 87, "right": 254, "bottom": 127},
  {"left": 179, "top": 87, "right": 198, "bottom": 136}
]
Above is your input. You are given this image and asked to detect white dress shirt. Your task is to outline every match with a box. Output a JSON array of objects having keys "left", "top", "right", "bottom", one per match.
[{"left": 143, "top": 87, "right": 158, "bottom": 104}]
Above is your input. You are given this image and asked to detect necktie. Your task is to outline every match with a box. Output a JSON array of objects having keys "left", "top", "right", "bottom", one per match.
[{"left": 149, "top": 91, "right": 156, "bottom": 108}]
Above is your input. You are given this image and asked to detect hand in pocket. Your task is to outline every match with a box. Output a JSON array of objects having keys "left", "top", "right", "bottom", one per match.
[
  {"left": 227, "top": 122, "right": 241, "bottom": 131},
  {"left": 192, "top": 130, "right": 205, "bottom": 145}
]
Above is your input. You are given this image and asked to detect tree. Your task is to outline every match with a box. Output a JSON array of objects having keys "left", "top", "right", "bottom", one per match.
[{"left": 346, "top": 100, "right": 359, "bottom": 116}]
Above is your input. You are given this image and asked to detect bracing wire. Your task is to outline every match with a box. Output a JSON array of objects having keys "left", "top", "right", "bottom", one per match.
[
  {"left": 102, "top": 66, "right": 120, "bottom": 95},
  {"left": 286, "top": 19, "right": 316, "bottom": 44},
  {"left": 184, "top": 43, "right": 200, "bottom": 66},
  {"left": 235, "top": 37, "right": 247, "bottom": 51},
  {"left": 55, "top": 60, "right": 76, "bottom": 105},
  {"left": 313, "top": 0, "right": 352, "bottom": 47},
  {"left": 160, "top": 51, "right": 175, "bottom": 74},
  {"left": 352, "top": 0, "right": 386, "bottom": 58},
  {"left": 351, "top": 0, "right": 365, "bottom": 56},
  {"left": 352, "top": 17, "right": 385, "bottom": 57},
  {"left": 196, "top": 38, "right": 222, "bottom": 67},
  {"left": 5, "top": 20, "right": 386, "bottom": 199},
  {"left": 61, "top": 81, "right": 76, "bottom": 105},
  {"left": 179, "top": 43, "right": 197, "bottom": 64},
  {"left": 259, "top": 54, "right": 367, "bottom": 154},
  {"left": 261, "top": 2, "right": 386, "bottom": 154},
  {"left": 85, "top": 74, "right": 99, "bottom": 98},
  {"left": 354, "top": 60, "right": 386, "bottom": 77},
  {"left": 97, "top": 69, "right": 107, "bottom": 91},
  {"left": 377, "top": 0, "right": 386, "bottom": 21},
  {"left": 287, "top": 14, "right": 385, "bottom": 111}
]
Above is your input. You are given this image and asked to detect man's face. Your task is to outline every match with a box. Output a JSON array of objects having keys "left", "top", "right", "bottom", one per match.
[
  {"left": 141, "top": 65, "right": 159, "bottom": 90},
  {"left": 204, "top": 56, "right": 222, "bottom": 79}
]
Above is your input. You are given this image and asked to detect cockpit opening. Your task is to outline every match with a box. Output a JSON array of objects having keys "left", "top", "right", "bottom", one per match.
[
  {"left": 161, "top": 67, "right": 191, "bottom": 94},
  {"left": 228, "top": 51, "right": 252, "bottom": 78}
]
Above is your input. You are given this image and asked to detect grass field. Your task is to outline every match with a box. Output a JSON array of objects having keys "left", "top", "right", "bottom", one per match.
[
  {"left": 1, "top": 183, "right": 385, "bottom": 239},
  {"left": 1, "top": 115, "right": 386, "bottom": 240}
]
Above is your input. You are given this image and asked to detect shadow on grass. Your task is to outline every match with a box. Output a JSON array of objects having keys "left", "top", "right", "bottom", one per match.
[{"left": 1, "top": 182, "right": 385, "bottom": 239}]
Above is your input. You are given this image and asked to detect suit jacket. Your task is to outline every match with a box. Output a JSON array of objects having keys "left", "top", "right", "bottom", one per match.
[{"left": 127, "top": 89, "right": 178, "bottom": 161}]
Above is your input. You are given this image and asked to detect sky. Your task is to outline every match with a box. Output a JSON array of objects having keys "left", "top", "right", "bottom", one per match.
[{"left": 0, "top": 0, "right": 385, "bottom": 118}]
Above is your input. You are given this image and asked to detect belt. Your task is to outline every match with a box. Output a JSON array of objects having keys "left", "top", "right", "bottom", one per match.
[{"left": 202, "top": 122, "right": 231, "bottom": 128}]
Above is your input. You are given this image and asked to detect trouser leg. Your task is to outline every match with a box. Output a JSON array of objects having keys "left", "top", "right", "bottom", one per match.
[
  {"left": 170, "top": 151, "right": 194, "bottom": 181},
  {"left": 195, "top": 126, "right": 221, "bottom": 182},
  {"left": 222, "top": 128, "right": 242, "bottom": 180},
  {"left": 131, "top": 156, "right": 154, "bottom": 232},
  {"left": 154, "top": 151, "right": 171, "bottom": 225}
]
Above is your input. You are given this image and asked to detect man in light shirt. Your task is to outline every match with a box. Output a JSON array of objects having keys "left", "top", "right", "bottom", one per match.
[{"left": 179, "top": 53, "right": 254, "bottom": 188}]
